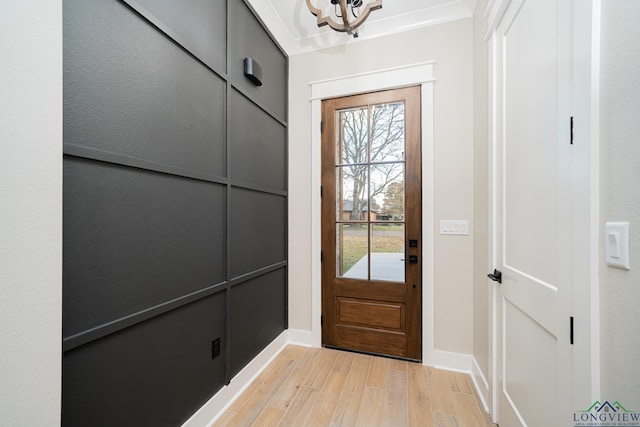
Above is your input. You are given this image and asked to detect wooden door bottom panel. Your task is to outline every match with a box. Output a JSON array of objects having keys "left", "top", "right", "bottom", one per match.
[
  {"left": 334, "top": 324, "right": 408, "bottom": 359},
  {"left": 337, "top": 297, "right": 405, "bottom": 331}
]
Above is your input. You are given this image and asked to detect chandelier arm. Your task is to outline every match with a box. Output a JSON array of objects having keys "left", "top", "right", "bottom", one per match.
[
  {"left": 306, "top": 0, "right": 382, "bottom": 35},
  {"left": 338, "top": 0, "right": 351, "bottom": 31},
  {"left": 305, "top": 0, "right": 322, "bottom": 17},
  {"left": 306, "top": 0, "right": 338, "bottom": 29},
  {"left": 344, "top": 0, "right": 382, "bottom": 31}
]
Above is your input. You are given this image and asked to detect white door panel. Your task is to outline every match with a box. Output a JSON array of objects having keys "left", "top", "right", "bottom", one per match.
[
  {"left": 503, "top": 272, "right": 557, "bottom": 336},
  {"left": 503, "top": 0, "right": 560, "bottom": 289},
  {"left": 494, "top": 0, "right": 573, "bottom": 425},
  {"left": 504, "top": 299, "right": 558, "bottom": 426}
]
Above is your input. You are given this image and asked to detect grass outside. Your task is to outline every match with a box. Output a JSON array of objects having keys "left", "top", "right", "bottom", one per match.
[{"left": 339, "top": 234, "right": 404, "bottom": 273}]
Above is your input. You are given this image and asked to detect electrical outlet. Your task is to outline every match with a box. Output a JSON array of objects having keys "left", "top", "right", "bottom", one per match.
[{"left": 212, "top": 337, "right": 221, "bottom": 359}]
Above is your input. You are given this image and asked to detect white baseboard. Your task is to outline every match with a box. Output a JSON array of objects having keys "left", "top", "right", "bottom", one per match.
[
  {"left": 424, "top": 349, "right": 473, "bottom": 373},
  {"left": 286, "top": 328, "right": 317, "bottom": 347},
  {"left": 470, "top": 356, "right": 490, "bottom": 413},
  {"left": 181, "top": 330, "right": 289, "bottom": 427}
]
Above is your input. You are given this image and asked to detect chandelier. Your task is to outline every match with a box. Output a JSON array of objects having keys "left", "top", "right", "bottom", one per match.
[{"left": 306, "top": 0, "right": 383, "bottom": 38}]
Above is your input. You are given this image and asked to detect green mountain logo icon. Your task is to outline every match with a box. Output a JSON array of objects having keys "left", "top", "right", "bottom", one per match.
[
  {"left": 580, "top": 400, "right": 635, "bottom": 413},
  {"left": 612, "top": 401, "right": 633, "bottom": 413},
  {"left": 581, "top": 401, "right": 602, "bottom": 412}
]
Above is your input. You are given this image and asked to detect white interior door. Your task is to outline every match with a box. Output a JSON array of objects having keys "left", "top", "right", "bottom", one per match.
[{"left": 493, "top": 0, "right": 574, "bottom": 425}]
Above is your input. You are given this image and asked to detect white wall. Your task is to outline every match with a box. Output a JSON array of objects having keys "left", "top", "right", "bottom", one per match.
[
  {"left": 0, "top": 1, "right": 62, "bottom": 425},
  {"left": 599, "top": 0, "right": 640, "bottom": 407},
  {"left": 472, "top": 0, "right": 491, "bottom": 407},
  {"left": 289, "top": 19, "right": 475, "bottom": 356}
]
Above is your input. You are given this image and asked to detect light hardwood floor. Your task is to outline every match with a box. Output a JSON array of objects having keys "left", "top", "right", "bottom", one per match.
[{"left": 213, "top": 345, "right": 496, "bottom": 427}]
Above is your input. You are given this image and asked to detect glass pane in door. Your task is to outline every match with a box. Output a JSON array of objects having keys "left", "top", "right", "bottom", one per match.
[
  {"left": 370, "top": 164, "right": 405, "bottom": 220},
  {"left": 337, "top": 107, "right": 369, "bottom": 165},
  {"left": 335, "top": 101, "right": 406, "bottom": 282},
  {"left": 371, "top": 225, "right": 405, "bottom": 282},
  {"left": 370, "top": 102, "right": 405, "bottom": 162},
  {"left": 337, "top": 223, "right": 368, "bottom": 279},
  {"left": 336, "top": 165, "right": 369, "bottom": 221}
]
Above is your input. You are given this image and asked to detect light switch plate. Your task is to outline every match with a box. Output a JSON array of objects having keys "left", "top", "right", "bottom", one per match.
[
  {"left": 440, "top": 220, "right": 469, "bottom": 235},
  {"left": 605, "top": 222, "right": 630, "bottom": 269}
]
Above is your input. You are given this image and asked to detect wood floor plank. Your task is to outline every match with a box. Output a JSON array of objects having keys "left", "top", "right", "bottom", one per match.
[
  {"left": 407, "top": 363, "right": 434, "bottom": 427},
  {"left": 278, "top": 386, "right": 319, "bottom": 426},
  {"left": 303, "top": 348, "right": 340, "bottom": 390},
  {"left": 366, "top": 356, "right": 389, "bottom": 390},
  {"left": 432, "top": 411, "right": 460, "bottom": 427},
  {"left": 249, "top": 406, "right": 285, "bottom": 427},
  {"left": 451, "top": 371, "right": 474, "bottom": 395},
  {"left": 382, "top": 368, "right": 408, "bottom": 427},
  {"left": 268, "top": 347, "right": 320, "bottom": 410},
  {"left": 453, "top": 392, "right": 488, "bottom": 427},
  {"left": 355, "top": 386, "right": 385, "bottom": 427},
  {"left": 226, "top": 383, "right": 259, "bottom": 416},
  {"left": 331, "top": 353, "right": 371, "bottom": 426},
  {"left": 427, "top": 367, "right": 458, "bottom": 416},
  {"left": 305, "top": 353, "right": 353, "bottom": 427},
  {"left": 389, "top": 358, "right": 408, "bottom": 372},
  {"left": 331, "top": 350, "right": 355, "bottom": 374},
  {"left": 287, "top": 345, "right": 317, "bottom": 361},
  {"left": 225, "top": 359, "right": 298, "bottom": 427},
  {"left": 226, "top": 347, "right": 292, "bottom": 413},
  {"left": 212, "top": 409, "right": 237, "bottom": 427}
]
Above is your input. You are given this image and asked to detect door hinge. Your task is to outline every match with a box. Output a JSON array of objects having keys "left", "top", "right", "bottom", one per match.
[
  {"left": 320, "top": 185, "right": 323, "bottom": 197},
  {"left": 321, "top": 120, "right": 324, "bottom": 133},
  {"left": 570, "top": 316, "right": 574, "bottom": 345},
  {"left": 321, "top": 251, "right": 324, "bottom": 263},
  {"left": 321, "top": 315, "right": 323, "bottom": 326},
  {"left": 570, "top": 116, "right": 574, "bottom": 145}
]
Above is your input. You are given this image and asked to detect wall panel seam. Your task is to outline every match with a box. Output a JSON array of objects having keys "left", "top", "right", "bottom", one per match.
[
  {"left": 119, "top": 0, "right": 228, "bottom": 81},
  {"left": 230, "top": 85, "right": 289, "bottom": 126},
  {"left": 63, "top": 143, "right": 228, "bottom": 185},
  {"left": 229, "top": 261, "right": 288, "bottom": 285},
  {"left": 64, "top": 144, "right": 289, "bottom": 196},
  {"left": 63, "top": 279, "right": 229, "bottom": 352}
]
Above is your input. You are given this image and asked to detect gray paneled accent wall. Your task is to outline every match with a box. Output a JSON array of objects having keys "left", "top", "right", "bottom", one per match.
[{"left": 62, "top": 0, "right": 288, "bottom": 425}]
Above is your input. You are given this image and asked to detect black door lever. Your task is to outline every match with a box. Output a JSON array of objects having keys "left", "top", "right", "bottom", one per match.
[{"left": 487, "top": 269, "right": 502, "bottom": 283}]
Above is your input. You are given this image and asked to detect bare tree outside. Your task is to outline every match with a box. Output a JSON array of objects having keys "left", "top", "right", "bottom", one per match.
[
  {"left": 338, "top": 102, "right": 405, "bottom": 221},
  {"left": 382, "top": 181, "right": 404, "bottom": 220}
]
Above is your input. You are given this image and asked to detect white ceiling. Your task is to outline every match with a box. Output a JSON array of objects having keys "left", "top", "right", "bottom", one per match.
[{"left": 247, "top": 0, "right": 477, "bottom": 55}]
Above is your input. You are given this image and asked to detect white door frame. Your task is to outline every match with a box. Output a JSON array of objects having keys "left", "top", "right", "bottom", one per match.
[
  {"left": 306, "top": 62, "right": 456, "bottom": 367},
  {"left": 484, "top": 0, "right": 600, "bottom": 422}
]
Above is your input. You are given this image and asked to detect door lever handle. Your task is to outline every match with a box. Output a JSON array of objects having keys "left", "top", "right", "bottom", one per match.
[
  {"left": 401, "top": 255, "right": 418, "bottom": 263},
  {"left": 487, "top": 269, "right": 502, "bottom": 283}
]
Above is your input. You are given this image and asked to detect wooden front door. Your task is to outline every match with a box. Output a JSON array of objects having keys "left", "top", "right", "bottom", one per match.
[{"left": 321, "top": 86, "right": 421, "bottom": 361}]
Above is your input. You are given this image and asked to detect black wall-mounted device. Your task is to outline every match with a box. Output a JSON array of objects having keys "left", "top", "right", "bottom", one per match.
[{"left": 244, "top": 57, "right": 263, "bottom": 86}]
